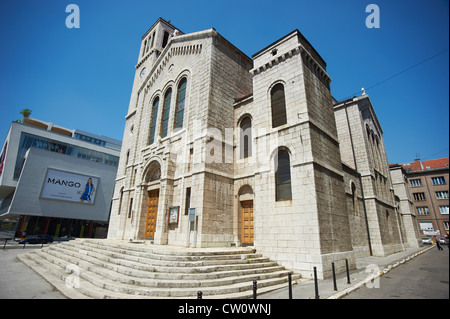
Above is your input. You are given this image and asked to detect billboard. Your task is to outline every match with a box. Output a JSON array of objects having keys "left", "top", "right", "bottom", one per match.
[{"left": 40, "top": 168, "right": 99, "bottom": 205}]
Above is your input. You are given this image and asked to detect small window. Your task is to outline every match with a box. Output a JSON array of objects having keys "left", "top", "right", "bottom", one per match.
[
  {"left": 271, "top": 83, "right": 287, "bottom": 128},
  {"left": 240, "top": 117, "right": 252, "bottom": 159},
  {"left": 161, "top": 88, "right": 172, "bottom": 138},
  {"left": 410, "top": 178, "right": 422, "bottom": 187},
  {"left": 417, "top": 207, "right": 430, "bottom": 215},
  {"left": 435, "top": 191, "right": 449, "bottom": 200},
  {"left": 185, "top": 187, "right": 191, "bottom": 215},
  {"left": 128, "top": 198, "right": 133, "bottom": 218},
  {"left": 431, "top": 176, "right": 446, "bottom": 185},
  {"left": 439, "top": 206, "right": 449, "bottom": 215},
  {"left": 275, "top": 149, "right": 292, "bottom": 201},
  {"left": 413, "top": 192, "right": 426, "bottom": 201},
  {"left": 351, "top": 182, "right": 358, "bottom": 216}
]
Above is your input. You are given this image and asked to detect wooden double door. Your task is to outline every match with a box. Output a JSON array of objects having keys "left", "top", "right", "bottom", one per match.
[
  {"left": 145, "top": 189, "right": 159, "bottom": 239},
  {"left": 240, "top": 200, "right": 254, "bottom": 246}
]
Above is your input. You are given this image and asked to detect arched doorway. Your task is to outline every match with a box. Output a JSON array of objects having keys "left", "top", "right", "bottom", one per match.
[
  {"left": 143, "top": 162, "right": 161, "bottom": 240},
  {"left": 238, "top": 185, "right": 254, "bottom": 246}
]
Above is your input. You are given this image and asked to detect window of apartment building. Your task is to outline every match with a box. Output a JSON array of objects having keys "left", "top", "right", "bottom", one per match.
[
  {"left": 160, "top": 88, "right": 172, "bottom": 138},
  {"left": 148, "top": 97, "right": 159, "bottom": 145},
  {"left": 439, "top": 206, "right": 449, "bottom": 215},
  {"left": 271, "top": 83, "right": 287, "bottom": 128},
  {"left": 413, "top": 192, "right": 426, "bottom": 201},
  {"left": 275, "top": 149, "right": 292, "bottom": 201},
  {"left": 444, "top": 221, "right": 449, "bottom": 231},
  {"left": 419, "top": 222, "right": 434, "bottom": 233},
  {"left": 410, "top": 178, "right": 422, "bottom": 187},
  {"left": 174, "top": 78, "right": 187, "bottom": 131},
  {"left": 417, "top": 207, "right": 430, "bottom": 215},
  {"left": 431, "top": 176, "right": 446, "bottom": 185},
  {"left": 435, "top": 191, "right": 449, "bottom": 200}
]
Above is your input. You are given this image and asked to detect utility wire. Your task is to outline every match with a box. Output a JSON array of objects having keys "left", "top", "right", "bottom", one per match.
[{"left": 340, "top": 48, "right": 449, "bottom": 100}]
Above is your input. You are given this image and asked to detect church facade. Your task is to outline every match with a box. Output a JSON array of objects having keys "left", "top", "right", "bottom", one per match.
[{"left": 107, "top": 18, "right": 421, "bottom": 279}]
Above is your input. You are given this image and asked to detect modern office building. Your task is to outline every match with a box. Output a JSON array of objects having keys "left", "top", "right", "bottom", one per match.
[
  {"left": 0, "top": 117, "right": 121, "bottom": 238},
  {"left": 401, "top": 158, "right": 449, "bottom": 240}
]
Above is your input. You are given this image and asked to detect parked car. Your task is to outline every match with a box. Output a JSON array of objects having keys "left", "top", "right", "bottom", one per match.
[
  {"left": 421, "top": 237, "right": 432, "bottom": 245},
  {"left": 439, "top": 238, "right": 446, "bottom": 245},
  {"left": 19, "top": 234, "right": 53, "bottom": 245}
]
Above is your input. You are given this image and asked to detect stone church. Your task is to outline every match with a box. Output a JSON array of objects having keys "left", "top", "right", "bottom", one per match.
[{"left": 107, "top": 18, "right": 422, "bottom": 278}]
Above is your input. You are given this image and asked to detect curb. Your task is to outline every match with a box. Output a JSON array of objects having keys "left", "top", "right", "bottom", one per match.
[{"left": 327, "top": 246, "right": 435, "bottom": 299}]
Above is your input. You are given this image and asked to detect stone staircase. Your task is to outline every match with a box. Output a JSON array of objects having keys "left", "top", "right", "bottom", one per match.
[{"left": 17, "top": 239, "right": 300, "bottom": 299}]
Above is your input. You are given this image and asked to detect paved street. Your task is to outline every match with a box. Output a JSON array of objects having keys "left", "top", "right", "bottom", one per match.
[
  {"left": 344, "top": 246, "right": 449, "bottom": 299},
  {"left": 0, "top": 244, "right": 66, "bottom": 299}
]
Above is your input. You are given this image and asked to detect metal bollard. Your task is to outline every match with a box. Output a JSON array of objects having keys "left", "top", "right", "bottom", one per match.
[
  {"left": 345, "top": 259, "right": 351, "bottom": 284},
  {"left": 332, "top": 262, "right": 338, "bottom": 291},
  {"left": 288, "top": 273, "right": 293, "bottom": 299},
  {"left": 313, "top": 267, "right": 319, "bottom": 299},
  {"left": 253, "top": 280, "right": 257, "bottom": 299},
  {"left": 197, "top": 291, "right": 203, "bottom": 299}
]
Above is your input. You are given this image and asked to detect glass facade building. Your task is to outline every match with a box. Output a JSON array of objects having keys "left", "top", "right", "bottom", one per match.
[{"left": 14, "top": 132, "right": 119, "bottom": 179}]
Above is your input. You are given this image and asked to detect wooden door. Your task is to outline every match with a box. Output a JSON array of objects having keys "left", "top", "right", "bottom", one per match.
[
  {"left": 145, "top": 189, "right": 159, "bottom": 239},
  {"left": 241, "top": 200, "right": 254, "bottom": 246}
]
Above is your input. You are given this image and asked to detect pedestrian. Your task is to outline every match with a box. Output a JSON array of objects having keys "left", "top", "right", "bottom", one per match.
[{"left": 435, "top": 236, "right": 444, "bottom": 251}]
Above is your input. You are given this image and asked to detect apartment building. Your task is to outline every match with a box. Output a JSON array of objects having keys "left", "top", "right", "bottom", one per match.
[{"left": 401, "top": 158, "right": 449, "bottom": 240}]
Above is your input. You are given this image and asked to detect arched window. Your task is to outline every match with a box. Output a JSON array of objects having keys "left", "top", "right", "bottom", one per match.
[
  {"left": 275, "top": 149, "right": 292, "bottom": 201},
  {"left": 148, "top": 97, "right": 159, "bottom": 145},
  {"left": 271, "top": 83, "right": 287, "bottom": 128},
  {"left": 145, "top": 162, "right": 161, "bottom": 183},
  {"left": 160, "top": 88, "right": 172, "bottom": 138},
  {"left": 174, "top": 78, "right": 187, "bottom": 131},
  {"left": 240, "top": 117, "right": 252, "bottom": 159},
  {"left": 162, "top": 31, "right": 170, "bottom": 48},
  {"left": 142, "top": 40, "right": 147, "bottom": 57},
  {"left": 118, "top": 187, "right": 124, "bottom": 215}
]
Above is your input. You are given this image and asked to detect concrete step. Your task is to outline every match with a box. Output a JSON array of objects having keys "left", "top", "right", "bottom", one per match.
[
  {"left": 60, "top": 240, "right": 270, "bottom": 268},
  {"left": 18, "top": 239, "right": 301, "bottom": 299},
  {"left": 43, "top": 244, "right": 286, "bottom": 282}
]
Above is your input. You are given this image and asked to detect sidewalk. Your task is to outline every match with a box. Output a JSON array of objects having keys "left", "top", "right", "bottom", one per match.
[{"left": 259, "top": 245, "right": 435, "bottom": 299}]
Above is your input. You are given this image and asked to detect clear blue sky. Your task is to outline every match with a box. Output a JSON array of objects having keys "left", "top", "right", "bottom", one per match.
[{"left": 0, "top": 0, "right": 448, "bottom": 164}]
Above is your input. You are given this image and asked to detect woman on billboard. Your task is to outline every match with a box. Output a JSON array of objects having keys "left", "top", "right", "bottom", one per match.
[{"left": 80, "top": 177, "right": 95, "bottom": 204}]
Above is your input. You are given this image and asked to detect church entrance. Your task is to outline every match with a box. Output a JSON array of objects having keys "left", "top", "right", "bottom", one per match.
[
  {"left": 240, "top": 200, "right": 254, "bottom": 246},
  {"left": 145, "top": 189, "right": 159, "bottom": 240}
]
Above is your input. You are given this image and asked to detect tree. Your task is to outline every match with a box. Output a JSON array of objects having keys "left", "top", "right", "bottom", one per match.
[{"left": 20, "top": 108, "right": 32, "bottom": 121}]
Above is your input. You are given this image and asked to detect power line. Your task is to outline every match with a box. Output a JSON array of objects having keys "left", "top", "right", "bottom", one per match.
[
  {"left": 340, "top": 48, "right": 449, "bottom": 100},
  {"left": 420, "top": 147, "right": 449, "bottom": 161}
]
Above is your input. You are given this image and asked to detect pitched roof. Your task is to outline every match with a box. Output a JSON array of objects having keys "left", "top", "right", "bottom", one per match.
[{"left": 400, "top": 157, "right": 449, "bottom": 172}]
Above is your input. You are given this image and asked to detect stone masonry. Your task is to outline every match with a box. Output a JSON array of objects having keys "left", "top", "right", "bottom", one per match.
[{"left": 107, "top": 18, "right": 422, "bottom": 279}]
